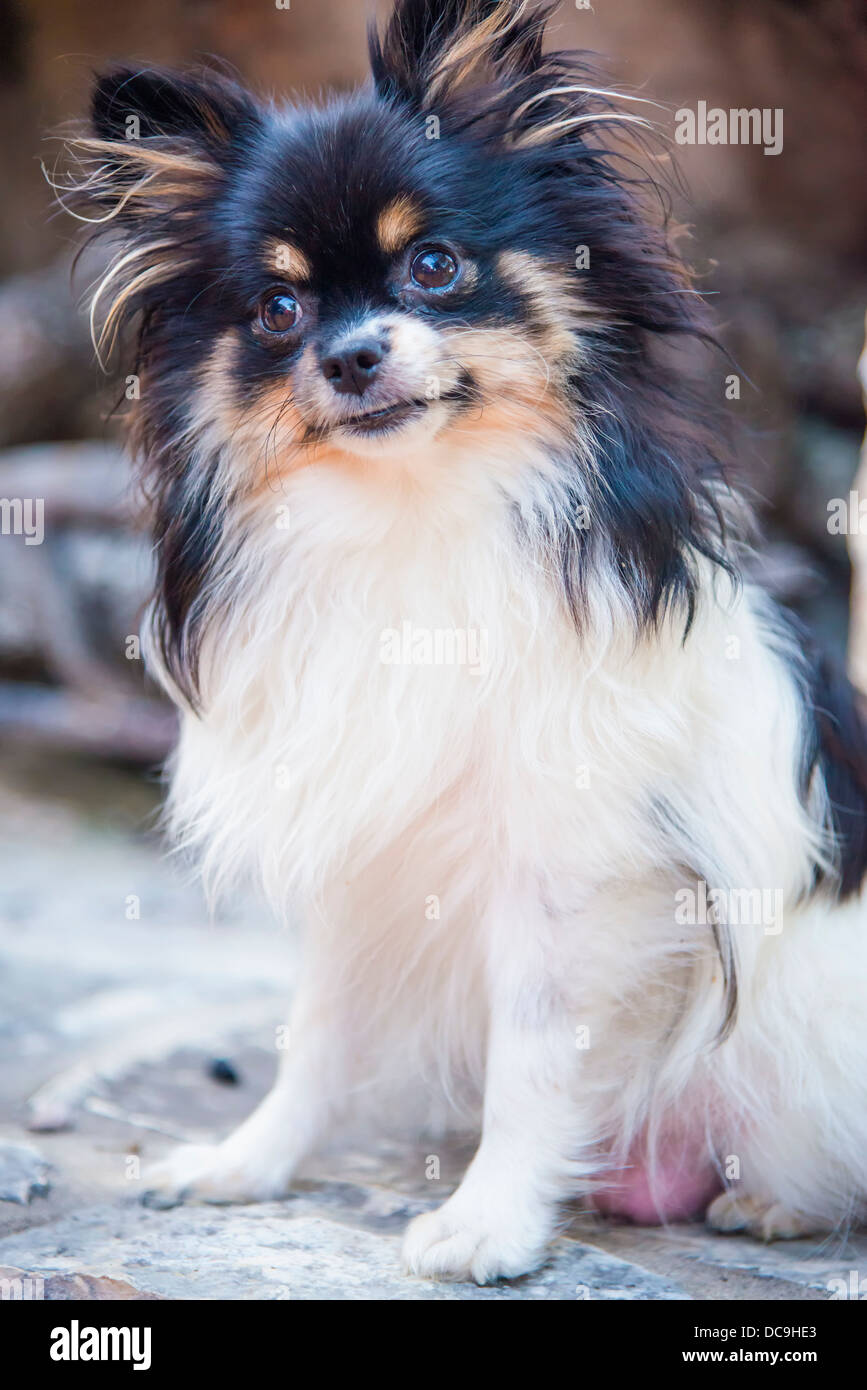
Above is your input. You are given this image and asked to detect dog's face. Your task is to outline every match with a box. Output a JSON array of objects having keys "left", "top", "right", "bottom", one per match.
[
  {"left": 64, "top": 0, "right": 668, "bottom": 484},
  {"left": 209, "top": 90, "right": 586, "bottom": 468},
  {"left": 78, "top": 31, "right": 607, "bottom": 484}
]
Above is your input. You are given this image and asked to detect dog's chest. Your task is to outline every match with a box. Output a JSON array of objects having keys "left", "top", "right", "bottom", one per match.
[{"left": 171, "top": 485, "right": 669, "bottom": 905}]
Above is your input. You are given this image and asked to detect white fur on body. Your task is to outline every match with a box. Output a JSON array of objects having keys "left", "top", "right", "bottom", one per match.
[{"left": 145, "top": 433, "right": 867, "bottom": 1281}]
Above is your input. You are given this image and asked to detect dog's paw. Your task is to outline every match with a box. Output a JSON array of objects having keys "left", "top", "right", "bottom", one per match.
[
  {"left": 141, "top": 1142, "right": 291, "bottom": 1210},
  {"left": 706, "top": 1190, "right": 822, "bottom": 1241},
  {"left": 402, "top": 1197, "right": 547, "bottom": 1284}
]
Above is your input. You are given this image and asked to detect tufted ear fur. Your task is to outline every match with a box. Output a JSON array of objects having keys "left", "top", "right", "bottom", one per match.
[
  {"left": 368, "top": 0, "right": 654, "bottom": 153},
  {"left": 90, "top": 65, "right": 260, "bottom": 146},
  {"left": 369, "top": 0, "right": 554, "bottom": 107},
  {"left": 46, "top": 66, "right": 261, "bottom": 362}
]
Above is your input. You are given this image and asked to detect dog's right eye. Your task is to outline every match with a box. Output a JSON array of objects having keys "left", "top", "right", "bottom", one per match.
[
  {"left": 410, "top": 248, "right": 460, "bottom": 291},
  {"left": 259, "top": 292, "right": 302, "bottom": 334}
]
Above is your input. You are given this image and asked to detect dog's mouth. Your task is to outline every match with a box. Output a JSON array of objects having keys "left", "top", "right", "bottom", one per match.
[
  {"left": 302, "top": 376, "right": 478, "bottom": 446},
  {"left": 340, "top": 400, "right": 428, "bottom": 436}
]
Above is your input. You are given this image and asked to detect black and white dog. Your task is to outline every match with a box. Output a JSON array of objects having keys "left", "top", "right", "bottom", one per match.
[{"left": 57, "top": 0, "right": 867, "bottom": 1281}]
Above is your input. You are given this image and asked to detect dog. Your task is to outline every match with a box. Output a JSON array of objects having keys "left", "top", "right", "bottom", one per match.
[{"left": 54, "top": 0, "right": 867, "bottom": 1282}]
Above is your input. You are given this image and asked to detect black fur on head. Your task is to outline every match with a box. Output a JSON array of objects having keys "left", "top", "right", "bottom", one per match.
[{"left": 52, "top": 0, "right": 735, "bottom": 702}]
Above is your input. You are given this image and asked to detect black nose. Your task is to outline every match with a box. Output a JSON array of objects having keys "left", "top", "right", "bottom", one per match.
[{"left": 321, "top": 338, "right": 387, "bottom": 396}]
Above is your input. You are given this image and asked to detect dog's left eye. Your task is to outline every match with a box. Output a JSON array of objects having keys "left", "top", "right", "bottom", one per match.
[
  {"left": 410, "top": 247, "right": 460, "bottom": 291},
  {"left": 259, "top": 292, "right": 302, "bottom": 333}
]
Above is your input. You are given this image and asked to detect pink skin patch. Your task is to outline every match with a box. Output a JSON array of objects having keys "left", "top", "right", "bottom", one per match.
[{"left": 591, "top": 1136, "right": 722, "bottom": 1224}]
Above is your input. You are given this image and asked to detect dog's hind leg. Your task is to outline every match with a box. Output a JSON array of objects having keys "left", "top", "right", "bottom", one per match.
[
  {"left": 704, "top": 894, "right": 867, "bottom": 1243},
  {"left": 706, "top": 1191, "right": 826, "bottom": 1240}
]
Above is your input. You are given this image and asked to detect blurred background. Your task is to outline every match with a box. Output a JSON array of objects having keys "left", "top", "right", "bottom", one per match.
[{"left": 0, "top": 0, "right": 866, "bottom": 1248}]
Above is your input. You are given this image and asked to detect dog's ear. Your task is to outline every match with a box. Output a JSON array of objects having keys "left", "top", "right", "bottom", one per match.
[
  {"left": 77, "top": 66, "right": 262, "bottom": 231},
  {"left": 90, "top": 65, "right": 260, "bottom": 148},
  {"left": 48, "top": 68, "right": 262, "bottom": 364},
  {"left": 369, "top": 0, "right": 553, "bottom": 107},
  {"left": 369, "top": 2, "right": 653, "bottom": 156}
]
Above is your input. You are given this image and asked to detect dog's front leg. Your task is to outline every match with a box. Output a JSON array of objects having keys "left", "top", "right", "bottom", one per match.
[
  {"left": 142, "top": 964, "right": 347, "bottom": 1208},
  {"left": 403, "top": 897, "right": 580, "bottom": 1283}
]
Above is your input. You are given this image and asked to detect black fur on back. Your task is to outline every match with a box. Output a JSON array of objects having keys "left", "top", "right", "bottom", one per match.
[{"left": 798, "top": 629, "right": 867, "bottom": 899}]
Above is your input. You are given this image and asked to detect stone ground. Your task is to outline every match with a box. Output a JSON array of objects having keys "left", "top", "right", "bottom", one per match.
[{"left": 1, "top": 748, "right": 864, "bottom": 1302}]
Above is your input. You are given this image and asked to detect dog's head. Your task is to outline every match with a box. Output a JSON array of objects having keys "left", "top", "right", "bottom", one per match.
[{"left": 55, "top": 0, "right": 730, "bottom": 696}]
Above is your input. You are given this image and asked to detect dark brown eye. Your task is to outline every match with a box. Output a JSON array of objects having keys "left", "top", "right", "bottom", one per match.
[
  {"left": 259, "top": 292, "right": 302, "bottom": 333},
  {"left": 410, "top": 247, "right": 459, "bottom": 291}
]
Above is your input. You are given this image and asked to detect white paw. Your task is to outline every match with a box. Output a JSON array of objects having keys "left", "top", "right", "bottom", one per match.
[
  {"left": 706, "top": 1190, "right": 822, "bottom": 1241},
  {"left": 402, "top": 1196, "right": 548, "bottom": 1284},
  {"left": 141, "top": 1142, "right": 291, "bottom": 1209}
]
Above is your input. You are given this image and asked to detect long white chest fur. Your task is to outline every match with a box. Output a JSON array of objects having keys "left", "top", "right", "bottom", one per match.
[{"left": 169, "top": 452, "right": 820, "bottom": 921}]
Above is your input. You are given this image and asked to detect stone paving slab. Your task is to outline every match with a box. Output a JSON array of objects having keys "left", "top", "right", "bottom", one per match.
[
  {"left": 578, "top": 1216, "right": 867, "bottom": 1302},
  {"left": 0, "top": 1198, "right": 688, "bottom": 1300}
]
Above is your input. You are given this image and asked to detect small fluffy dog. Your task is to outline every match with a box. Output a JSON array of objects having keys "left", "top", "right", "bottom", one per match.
[{"left": 58, "top": 0, "right": 867, "bottom": 1282}]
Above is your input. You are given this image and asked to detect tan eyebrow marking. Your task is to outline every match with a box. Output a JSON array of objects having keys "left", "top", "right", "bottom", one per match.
[
  {"left": 376, "top": 196, "right": 425, "bottom": 255},
  {"left": 264, "top": 238, "right": 313, "bottom": 282}
]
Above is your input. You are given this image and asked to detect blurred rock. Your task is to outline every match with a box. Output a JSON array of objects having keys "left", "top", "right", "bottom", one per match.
[
  {"left": 0, "top": 441, "right": 175, "bottom": 763},
  {"left": 0, "top": 261, "right": 107, "bottom": 447},
  {"left": 0, "top": 686, "right": 176, "bottom": 765},
  {"left": 0, "top": 1141, "right": 50, "bottom": 1204}
]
